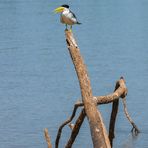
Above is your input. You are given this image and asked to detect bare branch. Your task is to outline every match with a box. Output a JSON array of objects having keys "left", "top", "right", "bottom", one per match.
[
  {"left": 108, "top": 77, "right": 124, "bottom": 147},
  {"left": 53, "top": 29, "right": 139, "bottom": 148},
  {"left": 109, "top": 100, "right": 119, "bottom": 147},
  {"left": 44, "top": 128, "right": 52, "bottom": 148},
  {"left": 65, "top": 109, "right": 86, "bottom": 148},
  {"left": 55, "top": 104, "right": 80, "bottom": 148},
  {"left": 65, "top": 30, "right": 111, "bottom": 148},
  {"left": 75, "top": 77, "right": 128, "bottom": 106},
  {"left": 122, "top": 97, "right": 140, "bottom": 135},
  {"left": 55, "top": 77, "right": 128, "bottom": 147}
]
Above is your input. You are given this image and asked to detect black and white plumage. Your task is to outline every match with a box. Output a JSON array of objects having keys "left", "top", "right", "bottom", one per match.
[{"left": 54, "top": 4, "right": 81, "bottom": 30}]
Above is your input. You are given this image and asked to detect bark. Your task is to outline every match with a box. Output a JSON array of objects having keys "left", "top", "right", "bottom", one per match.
[
  {"left": 109, "top": 100, "right": 119, "bottom": 147},
  {"left": 44, "top": 128, "right": 52, "bottom": 148},
  {"left": 65, "top": 30, "right": 111, "bottom": 148},
  {"left": 44, "top": 30, "right": 140, "bottom": 148},
  {"left": 56, "top": 77, "right": 127, "bottom": 147},
  {"left": 108, "top": 78, "right": 122, "bottom": 147},
  {"left": 67, "top": 77, "right": 127, "bottom": 148},
  {"left": 65, "top": 109, "right": 86, "bottom": 148},
  {"left": 55, "top": 104, "right": 79, "bottom": 148},
  {"left": 76, "top": 77, "right": 128, "bottom": 106},
  {"left": 122, "top": 97, "right": 140, "bottom": 134},
  {"left": 52, "top": 76, "right": 139, "bottom": 147}
]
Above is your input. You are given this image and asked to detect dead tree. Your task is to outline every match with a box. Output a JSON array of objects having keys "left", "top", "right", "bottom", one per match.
[
  {"left": 64, "top": 30, "right": 111, "bottom": 148},
  {"left": 55, "top": 77, "right": 139, "bottom": 148},
  {"left": 44, "top": 31, "right": 140, "bottom": 148}
]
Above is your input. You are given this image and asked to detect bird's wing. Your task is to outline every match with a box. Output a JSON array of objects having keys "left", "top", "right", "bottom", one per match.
[
  {"left": 70, "top": 10, "right": 77, "bottom": 19},
  {"left": 69, "top": 10, "right": 78, "bottom": 23}
]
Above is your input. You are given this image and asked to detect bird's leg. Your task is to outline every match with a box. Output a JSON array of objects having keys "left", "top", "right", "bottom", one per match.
[
  {"left": 65, "top": 24, "right": 68, "bottom": 31},
  {"left": 70, "top": 25, "right": 72, "bottom": 32}
]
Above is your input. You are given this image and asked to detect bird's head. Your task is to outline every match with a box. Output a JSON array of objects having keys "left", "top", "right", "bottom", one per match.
[{"left": 54, "top": 4, "right": 69, "bottom": 13}]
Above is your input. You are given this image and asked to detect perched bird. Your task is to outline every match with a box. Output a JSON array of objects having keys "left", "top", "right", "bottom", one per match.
[{"left": 54, "top": 4, "right": 81, "bottom": 30}]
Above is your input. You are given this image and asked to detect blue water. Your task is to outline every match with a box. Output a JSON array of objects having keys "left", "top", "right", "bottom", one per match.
[{"left": 0, "top": 0, "right": 148, "bottom": 147}]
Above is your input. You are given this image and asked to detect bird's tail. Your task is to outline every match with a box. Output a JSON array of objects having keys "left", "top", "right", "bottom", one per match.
[{"left": 77, "top": 22, "right": 82, "bottom": 25}]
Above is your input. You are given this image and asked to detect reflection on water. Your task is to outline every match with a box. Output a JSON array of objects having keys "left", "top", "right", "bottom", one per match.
[
  {"left": 121, "top": 134, "right": 138, "bottom": 148},
  {"left": 0, "top": 0, "right": 148, "bottom": 147}
]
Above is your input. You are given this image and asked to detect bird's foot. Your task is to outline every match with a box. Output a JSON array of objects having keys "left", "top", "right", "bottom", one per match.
[{"left": 69, "top": 29, "right": 72, "bottom": 32}]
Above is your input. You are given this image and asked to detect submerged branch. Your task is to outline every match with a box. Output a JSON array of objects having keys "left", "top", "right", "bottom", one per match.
[
  {"left": 44, "top": 128, "right": 52, "bottom": 148},
  {"left": 65, "top": 109, "right": 86, "bottom": 148},
  {"left": 65, "top": 30, "right": 110, "bottom": 148},
  {"left": 52, "top": 30, "right": 140, "bottom": 148},
  {"left": 55, "top": 103, "right": 80, "bottom": 148},
  {"left": 109, "top": 100, "right": 119, "bottom": 147},
  {"left": 122, "top": 97, "right": 140, "bottom": 135},
  {"left": 55, "top": 77, "right": 128, "bottom": 147}
]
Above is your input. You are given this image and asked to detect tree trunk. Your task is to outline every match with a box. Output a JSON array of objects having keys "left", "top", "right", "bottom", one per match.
[{"left": 65, "top": 30, "right": 111, "bottom": 148}]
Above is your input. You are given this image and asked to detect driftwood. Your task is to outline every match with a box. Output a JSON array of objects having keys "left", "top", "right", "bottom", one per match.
[
  {"left": 56, "top": 77, "right": 138, "bottom": 148},
  {"left": 65, "top": 30, "right": 111, "bottom": 148},
  {"left": 109, "top": 100, "right": 119, "bottom": 147},
  {"left": 55, "top": 103, "right": 79, "bottom": 147},
  {"left": 55, "top": 77, "right": 127, "bottom": 146},
  {"left": 44, "top": 31, "right": 140, "bottom": 148},
  {"left": 65, "top": 108, "right": 85, "bottom": 148},
  {"left": 122, "top": 97, "right": 140, "bottom": 134},
  {"left": 109, "top": 77, "right": 125, "bottom": 147},
  {"left": 44, "top": 128, "right": 52, "bottom": 148}
]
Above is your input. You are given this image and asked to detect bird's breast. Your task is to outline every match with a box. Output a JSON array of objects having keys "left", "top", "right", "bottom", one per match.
[{"left": 60, "top": 14, "right": 75, "bottom": 25}]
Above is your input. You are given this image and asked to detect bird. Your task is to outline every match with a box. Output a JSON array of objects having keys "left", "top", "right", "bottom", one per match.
[{"left": 54, "top": 4, "right": 81, "bottom": 30}]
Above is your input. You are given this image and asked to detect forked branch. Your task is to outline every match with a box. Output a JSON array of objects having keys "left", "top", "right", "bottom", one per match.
[
  {"left": 65, "top": 30, "right": 110, "bottom": 148},
  {"left": 55, "top": 77, "right": 129, "bottom": 147},
  {"left": 44, "top": 30, "right": 140, "bottom": 148},
  {"left": 65, "top": 108, "right": 86, "bottom": 148},
  {"left": 55, "top": 103, "right": 80, "bottom": 148}
]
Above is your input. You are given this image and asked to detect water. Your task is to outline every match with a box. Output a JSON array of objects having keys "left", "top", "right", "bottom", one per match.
[{"left": 0, "top": 0, "right": 148, "bottom": 147}]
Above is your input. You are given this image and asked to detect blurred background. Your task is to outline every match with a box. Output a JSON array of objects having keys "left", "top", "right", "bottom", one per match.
[{"left": 0, "top": 0, "right": 148, "bottom": 147}]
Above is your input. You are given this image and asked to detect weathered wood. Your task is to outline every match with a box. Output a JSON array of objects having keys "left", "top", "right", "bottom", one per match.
[
  {"left": 56, "top": 78, "right": 127, "bottom": 147},
  {"left": 53, "top": 75, "right": 139, "bottom": 147},
  {"left": 44, "top": 29, "right": 140, "bottom": 147},
  {"left": 122, "top": 97, "right": 140, "bottom": 134},
  {"left": 108, "top": 78, "right": 121, "bottom": 147},
  {"left": 65, "top": 77, "right": 127, "bottom": 148},
  {"left": 55, "top": 104, "right": 79, "bottom": 148},
  {"left": 65, "top": 109, "right": 86, "bottom": 148},
  {"left": 109, "top": 100, "right": 119, "bottom": 147},
  {"left": 65, "top": 30, "right": 111, "bottom": 148},
  {"left": 44, "top": 128, "right": 52, "bottom": 148},
  {"left": 75, "top": 77, "right": 128, "bottom": 106}
]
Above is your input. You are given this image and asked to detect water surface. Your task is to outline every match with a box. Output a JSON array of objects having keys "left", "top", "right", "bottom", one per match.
[{"left": 0, "top": 0, "right": 148, "bottom": 147}]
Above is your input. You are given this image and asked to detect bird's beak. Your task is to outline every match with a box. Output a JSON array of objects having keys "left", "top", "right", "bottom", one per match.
[{"left": 54, "top": 7, "right": 64, "bottom": 13}]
